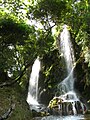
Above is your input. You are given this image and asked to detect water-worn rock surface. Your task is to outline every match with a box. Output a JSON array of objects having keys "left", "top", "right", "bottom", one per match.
[{"left": 47, "top": 94, "right": 87, "bottom": 116}]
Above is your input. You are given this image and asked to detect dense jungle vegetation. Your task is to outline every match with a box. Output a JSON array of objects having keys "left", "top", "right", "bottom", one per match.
[{"left": 0, "top": 0, "right": 90, "bottom": 119}]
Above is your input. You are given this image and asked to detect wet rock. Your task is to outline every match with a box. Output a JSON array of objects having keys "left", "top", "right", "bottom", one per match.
[
  {"left": 30, "top": 105, "right": 50, "bottom": 117},
  {"left": 47, "top": 96, "right": 86, "bottom": 115},
  {"left": 85, "top": 110, "right": 90, "bottom": 114}
]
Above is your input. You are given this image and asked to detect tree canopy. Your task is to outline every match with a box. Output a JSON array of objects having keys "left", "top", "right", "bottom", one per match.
[{"left": 0, "top": 0, "right": 90, "bottom": 99}]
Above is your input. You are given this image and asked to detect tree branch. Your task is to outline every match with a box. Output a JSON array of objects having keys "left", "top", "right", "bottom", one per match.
[
  {"left": 0, "top": 61, "right": 33, "bottom": 87},
  {"left": 44, "top": 24, "right": 56, "bottom": 40}
]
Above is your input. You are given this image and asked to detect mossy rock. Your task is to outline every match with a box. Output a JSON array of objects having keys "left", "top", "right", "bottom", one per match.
[
  {"left": 47, "top": 96, "right": 86, "bottom": 115},
  {"left": 48, "top": 96, "right": 63, "bottom": 109},
  {"left": 0, "top": 84, "right": 32, "bottom": 120}
]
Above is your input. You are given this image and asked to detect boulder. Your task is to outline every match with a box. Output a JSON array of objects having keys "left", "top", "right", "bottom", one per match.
[{"left": 47, "top": 96, "right": 86, "bottom": 115}]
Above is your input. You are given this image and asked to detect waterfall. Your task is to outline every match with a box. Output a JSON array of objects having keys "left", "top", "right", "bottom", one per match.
[
  {"left": 56, "top": 25, "right": 86, "bottom": 115},
  {"left": 58, "top": 25, "right": 75, "bottom": 94},
  {"left": 60, "top": 25, "right": 75, "bottom": 74},
  {"left": 27, "top": 57, "right": 41, "bottom": 106},
  {"left": 26, "top": 25, "right": 86, "bottom": 116}
]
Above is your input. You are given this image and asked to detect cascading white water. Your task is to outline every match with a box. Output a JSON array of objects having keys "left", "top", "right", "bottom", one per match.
[
  {"left": 27, "top": 57, "right": 41, "bottom": 106},
  {"left": 60, "top": 25, "right": 75, "bottom": 92},
  {"left": 60, "top": 25, "right": 75, "bottom": 74},
  {"left": 57, "top": 25, "right": 85, "bottom": 115},
  {"left": 58, "top": 25, "right": 75, "bottom": 94}
]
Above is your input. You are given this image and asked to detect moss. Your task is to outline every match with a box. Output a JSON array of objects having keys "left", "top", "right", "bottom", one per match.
[{"left": 0, "top": 84, "right": 32, "bottom": 120}]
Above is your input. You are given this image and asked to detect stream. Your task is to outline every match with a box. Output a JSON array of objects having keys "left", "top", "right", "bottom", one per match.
[{"left": 32, "top": 114, "right": 90, "bottom": 120}]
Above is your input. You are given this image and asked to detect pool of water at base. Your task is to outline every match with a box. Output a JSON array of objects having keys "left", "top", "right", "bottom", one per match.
[{"left": 33, "top": 114, "right": 90, "bottom": 120}]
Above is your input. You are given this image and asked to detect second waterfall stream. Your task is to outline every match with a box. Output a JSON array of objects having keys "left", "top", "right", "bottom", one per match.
[{"left": 27, "top": 57, "right": 41, "bottom": 106}]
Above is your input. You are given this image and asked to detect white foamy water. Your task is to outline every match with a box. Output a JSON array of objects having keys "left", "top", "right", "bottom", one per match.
[
  {"left": 58, "top": 25, "right": 76, "bottom": 94},
  {"left": 57, "top": 25, "right": 85, "bottom": 115},
  {"left": 40, "top": 115, "right": 85, "bottom": 120},
  {"left": 60, "top": 25, "right": 75, "bottom": 74},
  {"left": 27, "top": 57, "right": 41, "bottom": 105}
]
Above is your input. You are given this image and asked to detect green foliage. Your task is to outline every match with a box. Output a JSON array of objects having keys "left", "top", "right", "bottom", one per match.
[
  {"left": 0, "top": 9, "right": 55, "bottom": 90},
  {"left": 0, "top": 11, "right": 37, "bottom": 81},
  {"left": 0, "top": 0, "right": 29, "bottom": 19},
  {"left": 0, "top": 0, "right": 90, "bottom": 101},
  {"left": 39, "top": 49, "right": 66, "bottom": 94},
  {"left": 33, "top": 0, "right": 67, "bottom": 21}
]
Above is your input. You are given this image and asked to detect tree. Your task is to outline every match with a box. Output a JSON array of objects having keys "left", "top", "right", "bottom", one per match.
[
  {"left": 0, "top": 8, "right": 55, "bottom": 87},
  {"left": 0, "top": 11, "right": 36, "bottom": 84},
  {"left": 0, "top": 0, "right": 90, "bottom": 100}
]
